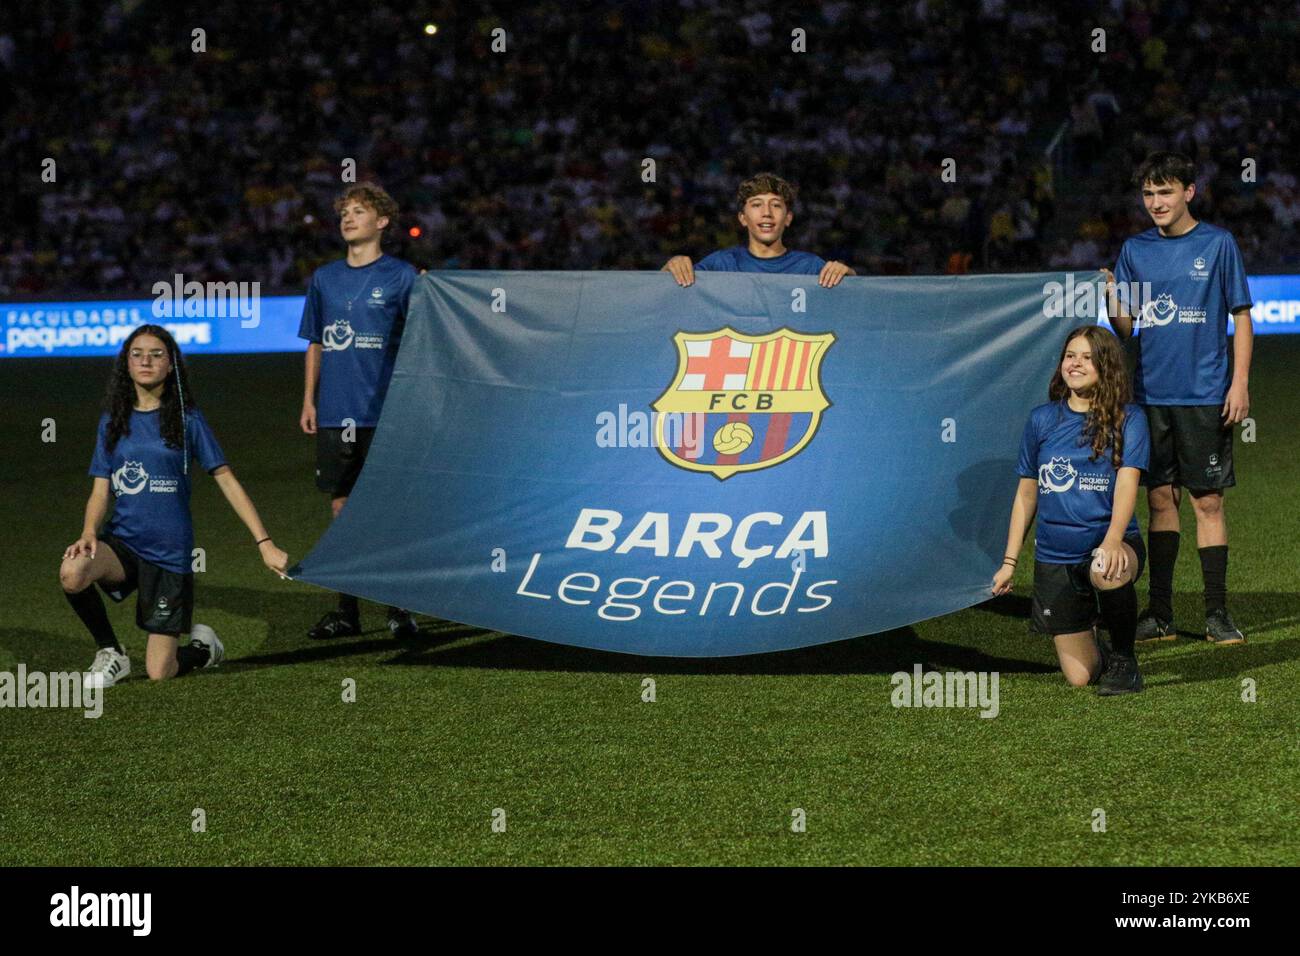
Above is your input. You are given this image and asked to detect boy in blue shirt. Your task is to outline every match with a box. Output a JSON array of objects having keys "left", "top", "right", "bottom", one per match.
[
  {"left": 298, "top": 183, "right": 420, "bottom": 639},
  {"left": 1101, "top": 152, "right": 1254, "bottom": 645},
  {"left": 662, "top": 172, "right": 855, "bottom": 286}
]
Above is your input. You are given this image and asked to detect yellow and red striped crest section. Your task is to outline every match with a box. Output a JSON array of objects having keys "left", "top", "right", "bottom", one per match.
[{"left": 747, "top": 334, "right": 817, "bottom": 393}]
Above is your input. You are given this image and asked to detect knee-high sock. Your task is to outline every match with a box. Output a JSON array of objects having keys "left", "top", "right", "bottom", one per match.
[
  {"left": 1199, "top": 545, "right": 1228, "bottom": 613},
  {"left": 338, "top": 593, "right": 359, "bottom": 619},
  {"left": 64, "top": 587, "right": 121, "bottom": 653},
  {"left": 1098, "top": 582, "right": 1138, "bottom": 656},
  {"left": 1147, "top": 530, "right": 1180, "bottom": 620}
]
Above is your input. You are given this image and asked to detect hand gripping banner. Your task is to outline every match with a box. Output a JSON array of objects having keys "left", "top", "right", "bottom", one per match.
[{"left": 290, "top": 271, "right": 1100, "bottom": 656}]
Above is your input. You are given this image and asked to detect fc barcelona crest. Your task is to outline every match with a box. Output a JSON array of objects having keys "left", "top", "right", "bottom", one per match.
[{"left": 653, "top": 327, "right": 835, "bottom": 479}]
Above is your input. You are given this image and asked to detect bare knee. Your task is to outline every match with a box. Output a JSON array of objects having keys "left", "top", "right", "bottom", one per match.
[
  {"left": 1063, "top": 668, "right": 1092, "bottom": 688},
  {"left": 1148, "top": 485, "right": 1179, "bottom": 515},
  {"left": 59, "top": 558, "right": 91, "bottom": 593},
  {"left": 1190, "top": 492, "right": 1223, "bottom": 518},
  {"left": 1090, "top": 567, "right": 1127, "bottom": 591},
  {"left": 1055, "top": 630, "right": 1102, "bottom": 687},
  {"left": 330, "top": 496, "right": 348, "bottom": 518},
  {"left": 1090, "top": 542, "right": 1138, "bottom": 591}
]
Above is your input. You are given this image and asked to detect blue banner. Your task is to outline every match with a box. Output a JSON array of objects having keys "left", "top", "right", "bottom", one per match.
[
  {"left": 0, "top": 292, "right": 305, "bottom": 357},
  {"left": 1238, "top": 274, "right": 1300, "bottom": 333},
  {"left": 3, "top": 271, "right": 1295, "bottom": 359},
  {"left": 290, "top": 270, "right": 1100, "bottom": 656}
]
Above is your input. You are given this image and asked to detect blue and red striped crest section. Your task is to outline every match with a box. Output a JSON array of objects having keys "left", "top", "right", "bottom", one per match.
[{"left": 653, "top": 327, "right": 834, "bottom": 479}]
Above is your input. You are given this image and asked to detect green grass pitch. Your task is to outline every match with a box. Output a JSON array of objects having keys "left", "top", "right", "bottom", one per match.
[{"left": 1, "top": 342, "right": 1297, "bottom": 866}]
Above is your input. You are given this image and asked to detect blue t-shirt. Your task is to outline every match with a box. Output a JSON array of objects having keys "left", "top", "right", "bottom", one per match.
[
  {"left": 696, "top": 246, "right": 826, "bottom": 274},
  {"left": 1113, "top": 222, "right": 1252, "bottom": 405},
  {"left": 1017, "top": 400, "right": 1150, "bottom": 564},
  {"left": 88, "top": 408, "right": 227, "bottom": 574},
  {"left": 297, "top": 254, "right": 418, "bottom": 427}
]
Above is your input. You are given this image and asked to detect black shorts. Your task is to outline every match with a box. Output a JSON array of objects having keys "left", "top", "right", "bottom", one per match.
[
  {"left": 315, "top": 426, "right": 376, "bottom": 497},
  {"left": 1142, "top": 404, "right": 1234, "bottom": 491},
  {"left": 1031, "top": 533, "right": 1146, "bottom": 636},
  {"left": 97, "top": 534, "right": 194, "bottom": 636}
]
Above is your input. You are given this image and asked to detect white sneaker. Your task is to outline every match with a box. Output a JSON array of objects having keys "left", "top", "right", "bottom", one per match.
[
  {"left": 84, "top": 647, "right": 130, "bottom": 689},
  {"left": 189, "top": 623, "right": 224, "bottom": 668}
]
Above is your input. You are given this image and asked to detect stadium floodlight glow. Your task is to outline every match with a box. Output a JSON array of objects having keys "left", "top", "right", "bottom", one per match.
[
  {"left": 409, "top": 226, "right": 422, "bottom": 238},
  {"left": 424, "top": 23, "right": 437, "bottom": 35}
]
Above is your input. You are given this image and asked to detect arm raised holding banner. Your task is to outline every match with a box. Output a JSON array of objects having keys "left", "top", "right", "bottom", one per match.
[
  {"left": 817, "top": 259, "right": 855, "bottom": 288},
  {"left": 661, "top": 172, "right": 855, "bottom": 287},
  {"left": 1099, "top": 267, "right": 1132, "bottom": 340},
  {"left": 662, "top": 255, "right": 696, "bottom": 287}
]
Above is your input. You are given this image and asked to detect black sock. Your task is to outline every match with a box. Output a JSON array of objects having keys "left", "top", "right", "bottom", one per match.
[
  {"left": 1147, "top": 530, "right": 1180, "bottom": 621},
  {"left": 1199, "top": 545, "right": 1228, "bottom": 614},
  {"left": 176, "top": 642, "right": 209, "bottom": 676},
  {"left": 1098, "top": 582, "right": 1138, "bottom": 656},
  {"left": 338, "top": 593, "right": 359, "bottom": 620},
  {"left": 64, "top": 586, "right": 121, "bottom": 653}
]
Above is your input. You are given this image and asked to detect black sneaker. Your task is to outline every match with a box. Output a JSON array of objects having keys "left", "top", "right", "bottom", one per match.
[
  {"left": 1097, "top": 652, "right": 1143, "bottom": 696},
  {"left": 308, "top": 610, "right": 361, "bottom": 640},
  {"left": 1205, "top": 608, "right": 1245, "bottom": 645},
  {"left": 1134, "top": 609, "right": 1176, "bottom": 643},
  {"left": 387, "top": 608, "right": 420, "bottom": 639}
]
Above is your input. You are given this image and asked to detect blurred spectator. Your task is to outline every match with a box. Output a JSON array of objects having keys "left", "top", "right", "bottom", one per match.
[{"left": 1, "top": 0, "right": 1295, "bottom": 297}]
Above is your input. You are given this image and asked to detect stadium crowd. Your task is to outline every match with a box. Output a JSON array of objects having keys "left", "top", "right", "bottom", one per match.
[
  {"left": 1048, "top": 1, "right": 1298, "bottom": 273},
  {"left": 1, "top": 0, "right": 1296, "bottom": 296}
]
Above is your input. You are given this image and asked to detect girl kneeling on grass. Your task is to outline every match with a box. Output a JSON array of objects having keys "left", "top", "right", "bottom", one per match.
[
  {"left": 59, "top": 324, "right": 289, "bottom": 688},
  {"left": 992, "top": 325, "right": 1151, "bottom": 696}
]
